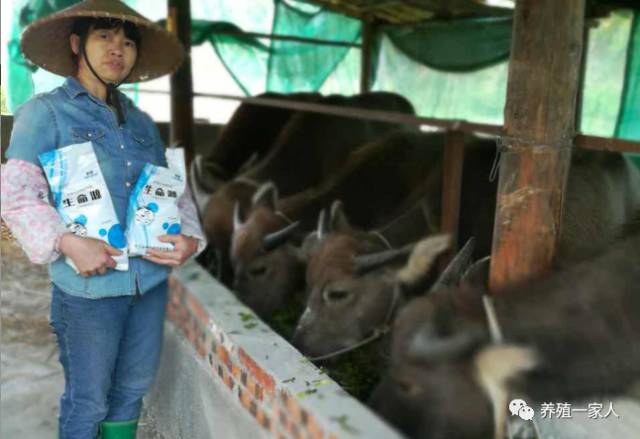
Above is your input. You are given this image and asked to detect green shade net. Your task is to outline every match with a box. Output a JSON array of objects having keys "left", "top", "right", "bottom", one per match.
[
  {"left": 6, "top": 0, "right": 141, "bottom": 112},
  {"left": 183, "top": 0, "right": 361, "bottom": 96},
  {"left": 615, "top": 11, "right": 640, "bottom": 168},
  {"left": 266, "top": 0, "right": 360, "bottom": 92},
  {"left": 384, "top": 16, "right": 512, "bottom": 72},
  {"left": 189, "top": 20, "right": 270, "bottom": 96},
  {"left": 4, "top": 0, "right": 640, "bottom": 161},
  {"left": 7, "top": 0, "right": 78, "bottom": 111},
  {"left": 374, "top": 9, "right": 638, "bottom": 139}
]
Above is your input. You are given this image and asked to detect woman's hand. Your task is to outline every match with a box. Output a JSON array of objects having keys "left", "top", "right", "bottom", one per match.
[
  {"left": 142, "top": 234, "right": 199, "bottom": 267},
  {"left": 58, "top": 233, "right": 122, "bottom": 277}
]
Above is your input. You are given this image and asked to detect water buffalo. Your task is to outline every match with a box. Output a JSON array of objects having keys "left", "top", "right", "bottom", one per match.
[
  {"left": 291, "top": 148, "right": 640, "bottom": 359},
  {"left": 189, "top": 92, "right": 322, "bottom": 218},
  {"left": 202, "top": 92, "right": 415, "bottom": 283},
  {"left": 370, "top": 216, "right": 640, "bottom": 439},
  {"left": 230, "top": 129, "right": 455, "bottom": 318}
]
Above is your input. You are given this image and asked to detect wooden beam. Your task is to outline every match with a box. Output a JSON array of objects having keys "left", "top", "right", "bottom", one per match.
[
  {"left": 489, "top": 0, "right": 586, "bottom": 291},
  {"left": 440, "top": 130, "right": 465, "bottom": 266},
  {"left": 575, "top": 134, "right": 640, "bottom": 153},
  {"left": 360, "top": 17, "right": 375, "bottom": 93},
  {"left": 168, "top": 0, "right": 195, "bottom": 171}
]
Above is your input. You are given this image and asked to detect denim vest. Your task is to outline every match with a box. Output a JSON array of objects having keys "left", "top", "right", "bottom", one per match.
[{"left": 6, "top": 77, "right": 171, "bottom": 298}]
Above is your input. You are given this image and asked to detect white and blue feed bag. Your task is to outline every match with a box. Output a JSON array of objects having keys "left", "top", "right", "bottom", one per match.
[
  {"left": 38, "top": 142, "right": 128, "bottom": 271},
  {"left": 126, "top": 147, "right": 186, "bottom": 256}
]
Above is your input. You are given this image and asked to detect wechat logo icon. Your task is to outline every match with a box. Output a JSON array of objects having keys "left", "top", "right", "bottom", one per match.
[{"left": 509, "top": 398, "right": 534, "bottom": 421}]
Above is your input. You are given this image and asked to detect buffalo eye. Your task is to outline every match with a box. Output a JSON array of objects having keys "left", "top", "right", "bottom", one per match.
[
  {"left": 324, "top": 288, "right": 350, "bottom": 303},
  {"left": 249, "top": 265, "right": 267, "bottom": 277}
]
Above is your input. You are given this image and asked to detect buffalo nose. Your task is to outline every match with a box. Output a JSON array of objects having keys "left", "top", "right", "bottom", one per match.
[{"left": 291, "top": 327, "right": 305, "bottom": 350}]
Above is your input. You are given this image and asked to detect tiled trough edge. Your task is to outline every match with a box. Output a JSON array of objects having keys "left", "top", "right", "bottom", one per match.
[{"left": 163, "top": 259, "right": 405, "bottom": 439}]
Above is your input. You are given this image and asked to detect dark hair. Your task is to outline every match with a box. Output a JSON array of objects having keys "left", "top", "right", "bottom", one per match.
[{"left": 70, "top": 17, "right": 141, "bottom": 63}]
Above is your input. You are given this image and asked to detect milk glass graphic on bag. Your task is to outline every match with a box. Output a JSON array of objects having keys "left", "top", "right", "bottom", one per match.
[
  {"left": 126, "top": 148, "right": 186, "bottom": 256},
  {"left": 38, "top": 142, "right": 128, "bottom": 271}
]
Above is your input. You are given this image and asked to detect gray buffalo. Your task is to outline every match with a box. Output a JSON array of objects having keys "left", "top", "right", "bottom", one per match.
[{"left": 370, "top": 215, "right": 640, "bottom": 439}]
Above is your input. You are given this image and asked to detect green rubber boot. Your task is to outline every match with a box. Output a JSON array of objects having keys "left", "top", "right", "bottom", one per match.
[{"left": 98, "top": 419, "right": 139, "bottom": 439}]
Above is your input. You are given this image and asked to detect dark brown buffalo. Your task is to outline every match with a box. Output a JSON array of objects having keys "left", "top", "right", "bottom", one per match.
[
  {"left": 193, "top": 92, "right": 322, "bottom": 193},
  {"left": 191, "top": 92, "right": 321, "bottom": 275},
  {"left": 370, "top": 217, "right": 640, "bottom": 439},
  {"left": 230, "top": 129, "right": 457, "bottom": 318},
  {"left": 202, "top": 92, "right": 415, "bottom": 283}
]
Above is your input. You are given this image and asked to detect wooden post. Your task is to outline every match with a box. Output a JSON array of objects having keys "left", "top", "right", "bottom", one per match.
[
  {"left": 440, "top": 130, "right": 465, "bottom": 263},
  {"left": 360, "top": 17, "right": 374, "bottom": 93},
  {"left": 489, "top": 0, "right": 586, "bottom": 292},
  {"left": 168, "top": 0, "right": 194, "bottom": 170}
]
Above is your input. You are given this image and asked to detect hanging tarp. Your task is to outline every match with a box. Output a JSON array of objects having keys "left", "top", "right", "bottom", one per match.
[{"left": 383, "top": 16, "right": 512, "bottom": 72}]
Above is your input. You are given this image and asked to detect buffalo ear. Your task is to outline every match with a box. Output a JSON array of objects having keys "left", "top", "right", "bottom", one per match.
[
  {"left": 474, "top": 344, "right": 538, "bottom": 439},
  {"left": 408, "top": 323, "right": 483, "bottom": 362},
  {"left": 252, "top": 181, "right": 278, "bottom": 210},
  {"left": 396, "top": 234, "right": 450, "bottom": 288},
  {"left": 329, "top": 200, "right": 352, "bottom": 233}
]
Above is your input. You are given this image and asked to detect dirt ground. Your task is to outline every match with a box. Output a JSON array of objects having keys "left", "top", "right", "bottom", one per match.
[{"left": 0, "top": 238, "right": 164, "bottom": 439}]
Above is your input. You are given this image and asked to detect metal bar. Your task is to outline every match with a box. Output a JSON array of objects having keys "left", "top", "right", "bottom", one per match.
[
  {"left": 129, "top": 88, "right": 503, "bottom": 136},
  {"left": 124, "top": 88, "right": 640, "bottom": 154},
  {"left": 213, "top": 29, "right": 361, "bottom": 48},
  {"left": 360, "top": 17, "right": 375, "bottom": 93}
]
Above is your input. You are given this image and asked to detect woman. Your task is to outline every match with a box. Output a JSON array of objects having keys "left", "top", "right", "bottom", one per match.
[{"left": 1, "top": 1, "right": 205, "bottom": 438}]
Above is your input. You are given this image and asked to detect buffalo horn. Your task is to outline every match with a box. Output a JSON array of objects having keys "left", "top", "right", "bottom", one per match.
[
  {"left": 429, "top": 237, "right": 476, "bottom": 293},
  {"left": 262, "top": 221, "right": 301, "bottom": 251},
  {"left": 316, "top": 209, "right": 327, "bottom": 240},
  {"left": 233, "top": 202, "right": 244, "bottom": 232},
  {"left": 353, "top": 243, "right": 415, "bottom": 276}
]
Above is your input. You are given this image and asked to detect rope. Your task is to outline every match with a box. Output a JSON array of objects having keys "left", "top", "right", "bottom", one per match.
[{"left": 308, "top": 285, "right": 401, "bottom": 362}]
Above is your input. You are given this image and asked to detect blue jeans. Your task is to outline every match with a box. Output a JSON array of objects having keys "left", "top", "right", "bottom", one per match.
[{"left": 50, "top": 281, "right": 168, "bottom": 439}]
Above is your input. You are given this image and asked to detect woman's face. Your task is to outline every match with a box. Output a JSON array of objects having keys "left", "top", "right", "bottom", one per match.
[{"left": 78, "top": 25, "right": 138, "bottom": 84}]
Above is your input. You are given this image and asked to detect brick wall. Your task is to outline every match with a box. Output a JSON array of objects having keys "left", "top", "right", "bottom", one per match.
[{"left": 162, "top": 260, "right": 405, "bottom": 439}]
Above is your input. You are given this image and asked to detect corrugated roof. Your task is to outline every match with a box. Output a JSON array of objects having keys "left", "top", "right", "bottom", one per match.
[{"left": 302, "top": 0, "right": 636, "bottom": 24}]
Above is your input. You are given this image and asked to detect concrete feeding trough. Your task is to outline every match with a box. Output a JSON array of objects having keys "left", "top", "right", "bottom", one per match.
[{"left": 145, "top": 259, "right": 405, "bottom": 439}]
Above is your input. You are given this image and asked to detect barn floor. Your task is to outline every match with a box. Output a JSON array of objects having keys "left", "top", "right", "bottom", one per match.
[{"left": 0, "top": 238, "right": 165, "bottom": 439}]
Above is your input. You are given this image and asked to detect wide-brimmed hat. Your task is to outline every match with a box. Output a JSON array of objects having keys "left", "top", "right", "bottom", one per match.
[{"left": 20, "top": 0, "right": 184, "bottom": 83}]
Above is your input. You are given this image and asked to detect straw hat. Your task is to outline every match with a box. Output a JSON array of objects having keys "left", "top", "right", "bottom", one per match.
[{"left": 20, "top": 0, "right": 184, "bottom": 83}]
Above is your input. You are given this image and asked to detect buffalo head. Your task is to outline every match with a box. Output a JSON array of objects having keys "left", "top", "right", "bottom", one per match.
[
  {"left": 291, "top": 201, "right": 451, "bottom": 358},
  {"left": 230, "top": 182, "right": 305, "bottom": 318}
]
